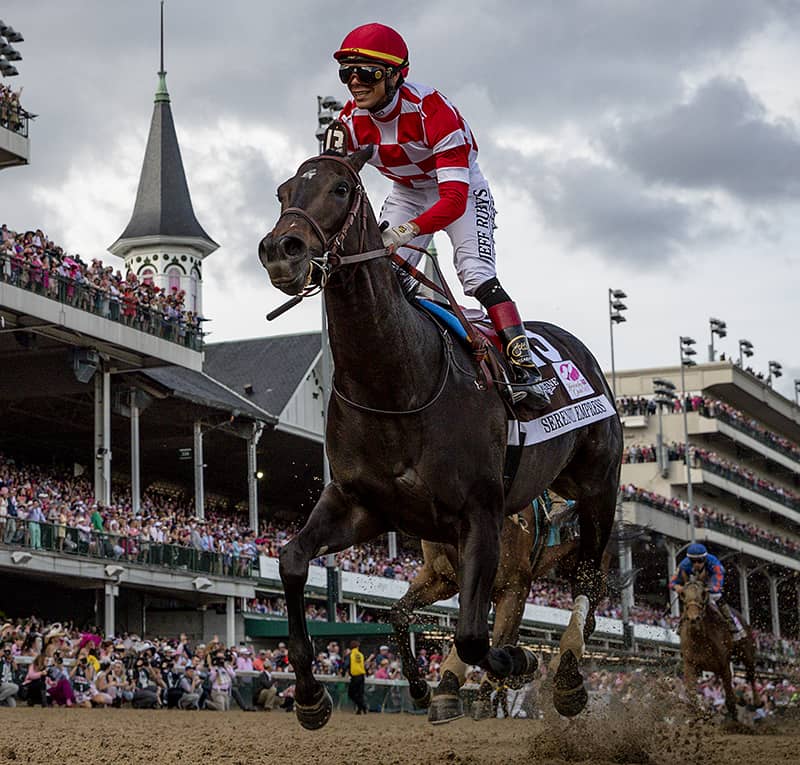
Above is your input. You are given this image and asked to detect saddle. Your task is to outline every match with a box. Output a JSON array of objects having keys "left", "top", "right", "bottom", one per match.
[{"left": 415, "top": 297, "right": 543, "bottom": 422}]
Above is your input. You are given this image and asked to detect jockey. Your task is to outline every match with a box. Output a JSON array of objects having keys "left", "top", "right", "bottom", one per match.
[
  {"left": 669, "top": 542, "right": 745, "bottom": 641},
  {"left": 330, "top": 22, "right": 550, "bottom": 408}
]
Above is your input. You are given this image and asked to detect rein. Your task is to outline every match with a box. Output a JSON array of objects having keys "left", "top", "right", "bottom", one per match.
[{"left": 266, "top": 155, "right": 495, "bottom": 403}]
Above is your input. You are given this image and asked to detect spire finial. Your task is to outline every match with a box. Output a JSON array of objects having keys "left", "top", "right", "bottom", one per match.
[{"left": 155, "top": 1, "right": 170, "bottom": 103}]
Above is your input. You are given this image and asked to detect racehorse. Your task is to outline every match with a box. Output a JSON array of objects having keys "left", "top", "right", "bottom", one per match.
[
  {"left": 258, "top": 149, "right": 623, "bottom": 730},
  {"left": 678, "top": 579, "right": 760, "bottom": 717},
  {"left": 390, "top": 496, "right": 585, "bottom": 723}
]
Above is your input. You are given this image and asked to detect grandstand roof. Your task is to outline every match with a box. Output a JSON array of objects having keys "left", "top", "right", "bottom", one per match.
[
  {"left": 142, "top": 365, "right": 276, "bottom": 424},
  {"left": 203, "top": 332, "right": 322, "bottom": 417},
  {"left": 109, "top": 72, "right": 218, "bottom": 256}
]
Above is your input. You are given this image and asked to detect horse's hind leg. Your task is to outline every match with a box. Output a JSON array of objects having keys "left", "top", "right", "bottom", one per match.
[
  {"left": 388, "top": 545, "right": 458, "bottom": 710},
  {"left": 551, "top": 468, "right": 618, "bottom": 717},
  {"left": 720, "top": 662, "right": 737, "bottom": 718},
  {"left": 279, "top": 483, "right": 385, "bottom": 730}
]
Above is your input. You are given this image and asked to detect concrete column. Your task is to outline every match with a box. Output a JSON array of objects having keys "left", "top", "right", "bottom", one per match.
[
  {"left": 768, "top": 575, "right": 781, "bottom": 637},
  {"left": 349, "top": 602, "right": 358, "bottom": 623},
  {"left": 194, "top": 420, "right": 205, "bottom": 521},
  {"left": 247, "top": 423, "right": 263, "bottom": 533},
  {"left": 226, "top": 596, "right": 236, "bottom": 648},
  {"left": 102, "top": 370, "right": 111, "bottom": 504},
  {"left": 131, "top": 395, "right": 141, "bottom": 515},
  {"left": 409, "top": 630, "right": 416, "bottom": 656},
  {"left": 93, "top": 369, "right": 112, "bottom": 505},
  {"left": 387, "top": 532, "right": 398, "bottom": 560},
  {"left": 104, "top": 582, "right": 118, "bottom": 637},
  {"left": 620, "top": 542, "right": 634, "bottom": 616},
  {"left": 738, "top": 566, "right": 750, "bottom": 625},
  {"left": 94, "top": 373, "right": 102, "bottom": 499},
  {"left": 665, "top": 541, "right": 680, "bottom": 618}
]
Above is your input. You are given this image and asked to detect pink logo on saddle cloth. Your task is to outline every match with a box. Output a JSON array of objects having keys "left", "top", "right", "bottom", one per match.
[{"left": 555, "top": 360, "right": 594, "bottom": 400}]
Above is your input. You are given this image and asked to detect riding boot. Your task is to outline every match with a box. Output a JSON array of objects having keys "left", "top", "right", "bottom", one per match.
[
  {"left": 487, "top": 303, "right": 550, "bottom": 408},
  {"left": 718, "top": 601, "right": 745, "bottom": 641}
]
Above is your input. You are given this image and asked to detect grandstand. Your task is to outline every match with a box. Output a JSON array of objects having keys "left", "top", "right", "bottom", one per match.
[
  {"left": 1, "top": 12, "right": 798, "bottom": 710},
  {"left": 613, "top": 361, "right": 800, "bottom": 651}
]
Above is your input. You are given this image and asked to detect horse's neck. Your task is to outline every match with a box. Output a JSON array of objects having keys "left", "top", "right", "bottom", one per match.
[
  {"left": 324, "top": 202, "right": 439, "bottom": 390},
  {"left": 325, "top": 259, "right": 436, "bottom": 385}
]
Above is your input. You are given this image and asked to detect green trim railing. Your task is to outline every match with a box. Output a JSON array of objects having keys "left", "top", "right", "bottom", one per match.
[{"left": 0, "top": 519, "right": 255, "bottom": 579}]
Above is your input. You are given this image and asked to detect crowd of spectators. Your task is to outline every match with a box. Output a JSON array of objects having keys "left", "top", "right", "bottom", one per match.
[
  {"left": 617, "top": 394, "right": 800, "bottom": 464},
  {"left": 0, "top": 83, "right": 27, "bottom": 134},
  {"left": 0, "top": 224, "right": 204, "bottom": 347},
  {"left": 621, "top": 438, "right": 800, "bottom": 510},
  {"left": 622, "top": 484, "right": 800, "bottom": 559},
  {"left": 0, "top": 616, "right": 301, "bottom": 711}
]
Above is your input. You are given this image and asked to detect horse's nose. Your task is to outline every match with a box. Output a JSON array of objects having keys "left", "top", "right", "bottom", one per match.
[
  {"left": 258, "top": 235, "right": 272, "bottom": 269},
  {"left": 278, "top": 234, "right": 306, "bottom": 259}
]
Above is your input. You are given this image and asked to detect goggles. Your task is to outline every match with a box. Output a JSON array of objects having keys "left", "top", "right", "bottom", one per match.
[{"left": 338, "top": 64, "right": 387, "bottom": 85}]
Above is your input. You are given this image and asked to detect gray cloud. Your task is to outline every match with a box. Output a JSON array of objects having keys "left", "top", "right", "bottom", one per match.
[
  {"left": 604, "top": 77, "right": 800, "bottom": 200},
  {"left": 499, "top": 154, "right": 719, "bottom": 265}
]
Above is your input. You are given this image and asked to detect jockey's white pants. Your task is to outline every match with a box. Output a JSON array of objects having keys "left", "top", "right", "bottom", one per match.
[{"left": 378, "top": 176, "right": 498, "bottom": 297}]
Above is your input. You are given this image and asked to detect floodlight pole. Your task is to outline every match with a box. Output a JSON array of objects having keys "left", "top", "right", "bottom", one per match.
[{"left": 679, "top": 340, "right": 697, "bottom": 543}]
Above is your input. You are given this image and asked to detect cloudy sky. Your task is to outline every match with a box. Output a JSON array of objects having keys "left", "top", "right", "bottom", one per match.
[{"left": 4, "top": 1, "right": 800, "bottom": 398}]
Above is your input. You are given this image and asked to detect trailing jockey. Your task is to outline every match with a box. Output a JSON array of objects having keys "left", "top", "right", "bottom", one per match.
[
  {"left": 669, "top": 542, "right": 746, "bottom": 641},
  {"left": 328, "top": 22, "right": 551, "bottom": 408}
]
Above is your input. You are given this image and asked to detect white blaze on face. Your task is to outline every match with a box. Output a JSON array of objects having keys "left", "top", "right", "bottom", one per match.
[{"left": 302, "top": 169, "right": 317, "bottom": 180}]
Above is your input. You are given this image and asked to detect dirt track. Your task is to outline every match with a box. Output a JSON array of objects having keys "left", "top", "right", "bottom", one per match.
[{"left": 0, "top": 706, "right": 798, "bottom": 765}]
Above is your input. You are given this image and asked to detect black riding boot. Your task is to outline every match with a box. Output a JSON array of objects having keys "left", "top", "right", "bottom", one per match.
[
  {"left": 718, "top": 601, "right": 744, "bottom": 641},
  {"left": 475, "top": 278, "right": 551, "bottom": 409}
]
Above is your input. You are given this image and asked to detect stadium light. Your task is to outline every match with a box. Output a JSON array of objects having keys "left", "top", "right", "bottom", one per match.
[
  {"left": 708, "top": 317, "right": 727, "bottom": 362},
  {"left": 192, "top": 576, "right": 213, "bottom": 591},
  {"left": 0, "top": 21, "right": 23, "bottom": 79},
  {"left": 608, "top": 288, "right": 628, "bottom": 399},
  {"left": 678, "top": 337, "right": 697, "bottom": 543},
  {"left": 316, "top": 96, "right": 343, "bottom": 150},
  {"left": 11, "top": 551, "right": 32, "bottom": 565},
  {"left": 653, "top": 378, "right": 676, "bottom": 478},
  {"left": 767, "top": 360, "right": 783, "bottom": 387},
  {"left": 0, "top": 57, "right": 17, "bottom": 77},
  {"left": 738, "top": 339, "right": 754, "bottom": 368}
]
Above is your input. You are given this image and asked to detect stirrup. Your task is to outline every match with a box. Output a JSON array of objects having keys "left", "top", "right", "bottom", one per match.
[{"left": 509, "top": 367, "right": 551, "bottom": 408}]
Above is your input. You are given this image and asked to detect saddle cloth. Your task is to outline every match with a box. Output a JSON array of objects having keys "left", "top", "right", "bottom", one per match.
[{"left": 417, "top": 298, "right": 616, "bottom": 446}]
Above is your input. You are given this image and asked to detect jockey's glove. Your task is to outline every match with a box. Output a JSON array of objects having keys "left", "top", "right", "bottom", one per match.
[{"left": 381, "top": 221, "right": 419, "bottom": 253}]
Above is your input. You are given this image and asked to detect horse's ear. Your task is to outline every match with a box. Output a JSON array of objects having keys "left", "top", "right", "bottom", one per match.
[{"left": 347, "top": 145, "right": 374, "bottom": 174}]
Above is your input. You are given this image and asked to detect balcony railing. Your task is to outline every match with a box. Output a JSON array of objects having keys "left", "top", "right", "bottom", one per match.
[
  {"left": 691, "top": 452, "right": 800, "bottom": 513},
  {"left": 0, "top": 253, "right": 204, "bottom": 351},
  {"left": 0, "top": 103, "right": 29, "bottom": 138},
  {"left": 0, "top": 519, "right": 256, "bottom": 579},
  {"left": 622, "top": 488, "right": 800, "bottom": 560},
  {"left": 713, "top": 407, "right": 800, "bottom": 466}
]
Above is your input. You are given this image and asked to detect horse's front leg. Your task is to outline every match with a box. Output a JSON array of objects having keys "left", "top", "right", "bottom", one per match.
[
  {"left": 453, "top": 497, "right": 506, "bottom": 675},
  {"left": 279, "top": 483, "right": 385, "bottom": 730},
  {"left": 388, "top": 550, "right": 458, "bottom": 711}
]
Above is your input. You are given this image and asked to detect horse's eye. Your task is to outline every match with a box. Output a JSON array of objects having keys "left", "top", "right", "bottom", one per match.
[{"left": 334, "top": 183, "right": 349, "bottom": 197}]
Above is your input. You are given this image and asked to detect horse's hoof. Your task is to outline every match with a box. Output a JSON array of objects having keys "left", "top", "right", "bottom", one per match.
[
  {"left": 471, "top": 698, "right": 493, "bottom": 721},
  {"left": 504, "top": 645, "right": 538, "bottom": 676},
  {"left": 552, "top": 649, "right": 588, "bottom": 718},
  {"left": 295, "top": 688, "right": 333, "bottom": 730},
  {"left": 483, "top": 647, "right": 513, "bottom": 678},
  {"left": 428, "top": 694, "right": 464, "bottom": 725},
  {"left": 411, "top": 684, "right": 432, "bottom": 710}
]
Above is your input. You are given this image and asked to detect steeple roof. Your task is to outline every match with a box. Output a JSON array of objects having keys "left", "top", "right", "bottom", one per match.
[{"left": 109, "top": 72, "right": 218, "bottom": 258}]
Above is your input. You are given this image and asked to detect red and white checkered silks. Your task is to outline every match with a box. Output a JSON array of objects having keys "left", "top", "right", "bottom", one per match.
[{"left": 339, "top": 82, "right": 479, "bottom": 189}]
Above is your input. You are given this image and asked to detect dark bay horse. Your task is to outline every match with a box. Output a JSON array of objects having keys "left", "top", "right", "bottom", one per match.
[
  {"left": 258, "top": 150, "right": 623, "bottom": 729},
  {"left": 679, "top": 580, "right": 760, "bottom": 717}
]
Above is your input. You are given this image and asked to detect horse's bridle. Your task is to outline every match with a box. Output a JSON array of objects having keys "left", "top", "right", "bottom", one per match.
[{"left": 271, "top": 155, "right": 388, "bottom": 297}]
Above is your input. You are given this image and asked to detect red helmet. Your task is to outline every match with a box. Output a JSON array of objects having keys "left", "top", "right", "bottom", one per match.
[{"left": 334, "top": 23, "right": 409, "bottom": 75}]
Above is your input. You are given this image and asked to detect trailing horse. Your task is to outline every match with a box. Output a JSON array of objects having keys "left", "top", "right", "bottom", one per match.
[
  {"left": 258, "top": 150, "right": 623, "bottom": 730},
  {"left": 391, "top": 495, "right": 585, "bottom": 723},
  {"left": 678, "top": 579, "right": 760, "bottom": 718}
]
